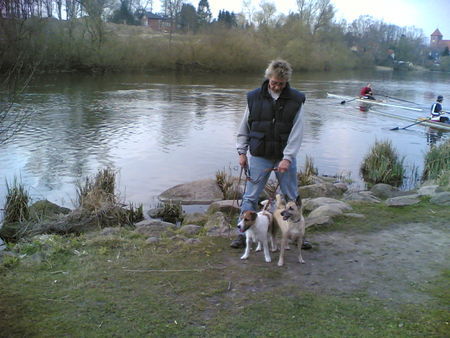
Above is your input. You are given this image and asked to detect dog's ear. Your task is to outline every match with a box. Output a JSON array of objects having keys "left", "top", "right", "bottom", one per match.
[
  {"left": 295, "top": 195, "right": 302, "bottom": 208},
  {"left": 250, "top": 211, "right": 257, "bottom": 221}
]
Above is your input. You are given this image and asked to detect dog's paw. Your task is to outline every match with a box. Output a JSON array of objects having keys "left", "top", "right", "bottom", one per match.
[
  {"left": 299, "top": 258, "right": 305, "bottom": 264},
  {"left": 240, "top": 255, "right": 249, "bottom": 260},
  {"left": 265, "top": 256, "right": 272, "bottom": 263},
  {"left": 277, "top": 260, "right": 284, "bottom": 267}
]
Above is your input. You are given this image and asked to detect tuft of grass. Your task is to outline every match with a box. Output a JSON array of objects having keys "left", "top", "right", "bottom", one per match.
[
  {"left": 422, "top": 139, "right": 450, "bottom": 183},
  {"left": 76, "top": 168, "right": 116, "bottom": 211},
  {"left": 3, "top": 177, "right": 30, "bottom": 224},
  {"left": 154, "top": 200, "right": 184, "bottom": 224},
  {"left": 215, "top": 167, "right": 240, "bottom": 200},
  {"left": 360, "top": 140, "right": 405, "bottom": 187},
  {"left": 297, "top": 155, "right": 318, "bottom": 186}
]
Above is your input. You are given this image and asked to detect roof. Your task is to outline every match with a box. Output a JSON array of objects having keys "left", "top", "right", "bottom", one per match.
[
  {"left": 431, "top": 29, "right": 442, "bottom": 36},
  {"left": 145, "top": 12, "right": 168, "bottom": 20}
]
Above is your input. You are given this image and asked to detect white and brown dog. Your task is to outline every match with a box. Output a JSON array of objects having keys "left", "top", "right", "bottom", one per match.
[
  {"left": 273, "top": 194, "right": 306, "bottom": 267},
  {"left": 237, "top": 207, "right": 276, "bottom": 263}
]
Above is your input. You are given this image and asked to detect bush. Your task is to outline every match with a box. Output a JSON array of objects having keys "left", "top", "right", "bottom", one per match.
[
  {"left": 360, "top": 140, "right": 405, "bottom": 187},
  {"left": 422, "top": 139, "right": 450, "bottom": 183}
]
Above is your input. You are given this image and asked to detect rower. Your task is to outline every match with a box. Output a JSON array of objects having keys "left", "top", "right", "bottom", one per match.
[
  {"left": 430, "top": 95, "right": 450, "bottom": 124},
  {"left": 360, "top": 83, "right": 375, "bottom": 100}
]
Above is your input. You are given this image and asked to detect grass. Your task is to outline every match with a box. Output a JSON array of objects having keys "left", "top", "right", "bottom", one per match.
[
  {"left": 422, "top": 138, "right": 450, "bottom": 182},
  {"left": 360, "top": 140, "right": 405, "bottom": 187},
  {"left": 0, "top": 200, "right": 449, "bottom": 336}
]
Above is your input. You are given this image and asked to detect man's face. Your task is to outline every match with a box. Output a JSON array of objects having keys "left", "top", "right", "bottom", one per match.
[{"left": 268, "top": 77, "right": 287, "bottom": 94}]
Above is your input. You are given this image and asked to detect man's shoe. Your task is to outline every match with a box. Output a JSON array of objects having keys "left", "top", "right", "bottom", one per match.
[
  {"left": 301, "top": 239, "right": 312, "bottom": 250},
  {"left": 230, "top": 234, "right": 246, "bottom": 249}
]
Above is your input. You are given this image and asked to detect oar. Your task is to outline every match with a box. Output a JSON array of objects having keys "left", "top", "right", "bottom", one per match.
[
  {"left": 377, "top": 93, "right": 419, "bottom": 105},
  {"left": 340, "top": 97, "right": 358, "bottom": 104},
  {"left": 390, "top": 118, "right": 431, "bottom": 131}
]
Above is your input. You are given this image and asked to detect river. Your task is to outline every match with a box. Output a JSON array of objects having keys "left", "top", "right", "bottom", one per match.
[{"left": 1, "top": 70, "right": 449, "bottom": 212}]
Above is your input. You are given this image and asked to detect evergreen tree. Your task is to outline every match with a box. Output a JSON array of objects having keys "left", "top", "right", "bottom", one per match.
[
  {"left": 179, "top": 3, "right": 198, "bottom": 32},
  {"left": 197, "top": 0, "right": 212, "bottom": 26}
]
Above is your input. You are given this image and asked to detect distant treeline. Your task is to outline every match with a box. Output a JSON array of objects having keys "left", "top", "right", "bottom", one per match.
[{"left": 0, "top": 0, "right": 436, "bottom": 73}]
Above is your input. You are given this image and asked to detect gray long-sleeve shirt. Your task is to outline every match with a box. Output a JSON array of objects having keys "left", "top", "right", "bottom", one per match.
[{"left": 236, "top": 89, "right": 305, "bottom": 163}]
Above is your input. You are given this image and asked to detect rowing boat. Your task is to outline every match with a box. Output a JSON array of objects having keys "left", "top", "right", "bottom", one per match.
[
  {"left": 369, "top": 109, "right": 450, "bottom": 131},
  {"left": 327, "top": 93, "right": 423, "bottom": 112},
  {"left": 416, "top": 118, "right": 450, "bottom": 131}
]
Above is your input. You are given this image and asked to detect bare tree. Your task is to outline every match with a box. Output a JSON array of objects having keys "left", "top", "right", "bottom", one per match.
[{"left": 0, "top": 57, "right": 36, "bottom": 145}]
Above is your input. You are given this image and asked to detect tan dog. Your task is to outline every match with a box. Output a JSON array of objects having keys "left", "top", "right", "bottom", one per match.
[{"left": 273, "top": 194, "right": 306, "bottom": 267}]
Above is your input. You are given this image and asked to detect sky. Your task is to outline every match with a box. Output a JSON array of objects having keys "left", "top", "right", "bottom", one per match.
[{"left": 175, "top": 0, "right": 450, "bottom": 39}]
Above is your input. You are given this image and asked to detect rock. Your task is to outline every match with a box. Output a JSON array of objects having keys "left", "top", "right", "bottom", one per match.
[
  {"left": 334, "top": 183, "right": 349, "bottom": 193},
  {"left": 204, "top": 212, "right": 232, "bottom": 237},
  {"left": 134, "top": 220, "right": 177, "bottom": 237},
  {"left": 207, "top": 200, "right": 241, "bottom": 214},
  {"left": 370, "top": 183, "right": 400, "bottom": 199},
  {"left": 146, "top": 237, "right": 159, "bottom": 244},
  {"left": 305, "top": 215, "right": 334, "bottom": 228},
  {"left": 299, "top": 182, "right": 345, "bottom": 199},
  {"left": 100, "top": 227, "right": 121, "bottom": 236},
  {"left": 430, "top": 192, "right": 450, "bottom": 206},
  {"left": 308, "top": 205, "right": 345, "bottom": 218},
  {"left": 343, "top": 191, "right": 381, "bottom": 203},
  {"left": 179, "top": 224, "right": 202, "bottom": 236},
  {"left": 185, "top": 238, "right": 201, "bottom": 245},
  {"left": 417, "top": 185, "right": 440, "bottom": 197},
  {"left": 159, "top": 179, "right": 223, "bottom": 205},
  {"left": 182, "top": 213, "right": 208, "bottom": 226},
  {"left": 303, "top": 197, "right": 352, "bottom": 212},
  {"left": 385, "top": 194, "right": 421, "bottom": 207},
  {"left": 29, "top": 200, "right": 71, "bottom": 220},
  {"left": 343, "top": 213, "right": 366, "bottom": 218}
]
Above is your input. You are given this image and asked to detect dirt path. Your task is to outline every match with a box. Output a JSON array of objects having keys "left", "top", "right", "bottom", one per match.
[{"left": 222, "top": 222, "right": 449, "bottom": 305}]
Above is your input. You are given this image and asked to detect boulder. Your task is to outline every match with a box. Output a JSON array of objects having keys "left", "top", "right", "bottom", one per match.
[
  {"left": 305, "top": 215, "right": 333, "bottom": 228},
  {"left": 370, "top": 183, "right": 401, "bottom": 199},
  {"left": 134, "top": 220, "right": 177, "bottom": 237},
  {"left": 343, "top": 191, "right": 381, "bottom": 203},
  {"left": 299, "top": 182, "right": 345, "bottom": 199},
  {"left": 29, "top": 200, "right": 71, "bottom": 220},
  {"left": 159, "top": 179, "right": 223, "bottom": 204},
  {"left": 417, "top": 185, "right": 440, "bottom": 197},
  {"left": 303, "top": 197, "right": 352, "bottom": 212},
  {"left": 100, "top": 227, "right": 121, "bottom": 236},
  {"left": 308, "top": 205, "right": 345, "bottom": 218},
  {"left": 385, "top": 194, "right": 421, "bottom": 207},
  {"left": 207, "top": 200, "right": 241, "bottom": 214},
  {"left": 179, "top": 224, "right": 202, "bottom": 236},
  {"left": 204, "top": 212, "right": 232, "bottom": 237},
  {"left": 181, "top": 213, "right": 208, "bottom": 227},
  {"left": 430, "top": 192, "right": 450, "bottom": 206}
]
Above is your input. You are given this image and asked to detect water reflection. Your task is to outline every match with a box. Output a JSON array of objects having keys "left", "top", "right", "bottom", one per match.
[{"left": 1, "top": 71, "right": 449, "bottom": 209}]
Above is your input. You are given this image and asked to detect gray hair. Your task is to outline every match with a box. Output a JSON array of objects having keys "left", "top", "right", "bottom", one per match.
[{"left": 264, "top": 59, "right": 292, "bottom": 81}]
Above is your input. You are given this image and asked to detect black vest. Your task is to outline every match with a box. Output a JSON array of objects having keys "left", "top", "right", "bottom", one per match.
[{"left": 247, "top": 80, "right": 305, "bottom": 159}]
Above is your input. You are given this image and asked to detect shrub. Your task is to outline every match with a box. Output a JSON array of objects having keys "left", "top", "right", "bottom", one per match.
[
  {"left": 360, "top": 140, "right": 405, "bottom": 187},
  {"left": 422, "top": 139, "right": 450, "bottom": 183}
]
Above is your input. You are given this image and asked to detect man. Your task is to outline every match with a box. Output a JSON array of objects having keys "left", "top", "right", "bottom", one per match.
[
  {"left": 360, "top": 83, "right": 375, "bottom": 100},
  {"left": 231, "top": 59, "right": 311, "bottom": 250},
  {"left": 430, "top": 95, "right": 450, "bottom": 123}
]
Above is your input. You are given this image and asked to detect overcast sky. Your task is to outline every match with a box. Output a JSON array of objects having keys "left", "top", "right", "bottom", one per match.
[{"left": 165, "top": 0, "right": 450, "bottom": 38}]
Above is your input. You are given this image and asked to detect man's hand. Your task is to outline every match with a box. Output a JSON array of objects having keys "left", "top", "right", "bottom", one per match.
[
  {"left": 277, "top": 159, "right": 291, "bottom": 173},
  {"left": 239, "top": 154, "right": 248, "bottom": 168}
]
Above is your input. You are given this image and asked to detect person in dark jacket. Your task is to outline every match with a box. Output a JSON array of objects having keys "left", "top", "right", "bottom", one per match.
[{"left": 231, "top": 59, "right": 311, "bottom": 250}]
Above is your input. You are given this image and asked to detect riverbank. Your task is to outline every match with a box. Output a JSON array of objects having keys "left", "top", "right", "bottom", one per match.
[{"left": 0, "top": 196, "right": 448, "bottom": 336}]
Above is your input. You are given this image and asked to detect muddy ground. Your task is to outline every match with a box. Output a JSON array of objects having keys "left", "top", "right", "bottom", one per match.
[{"left": 220, "top": 221, "right": 449, "bottom": 306}]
